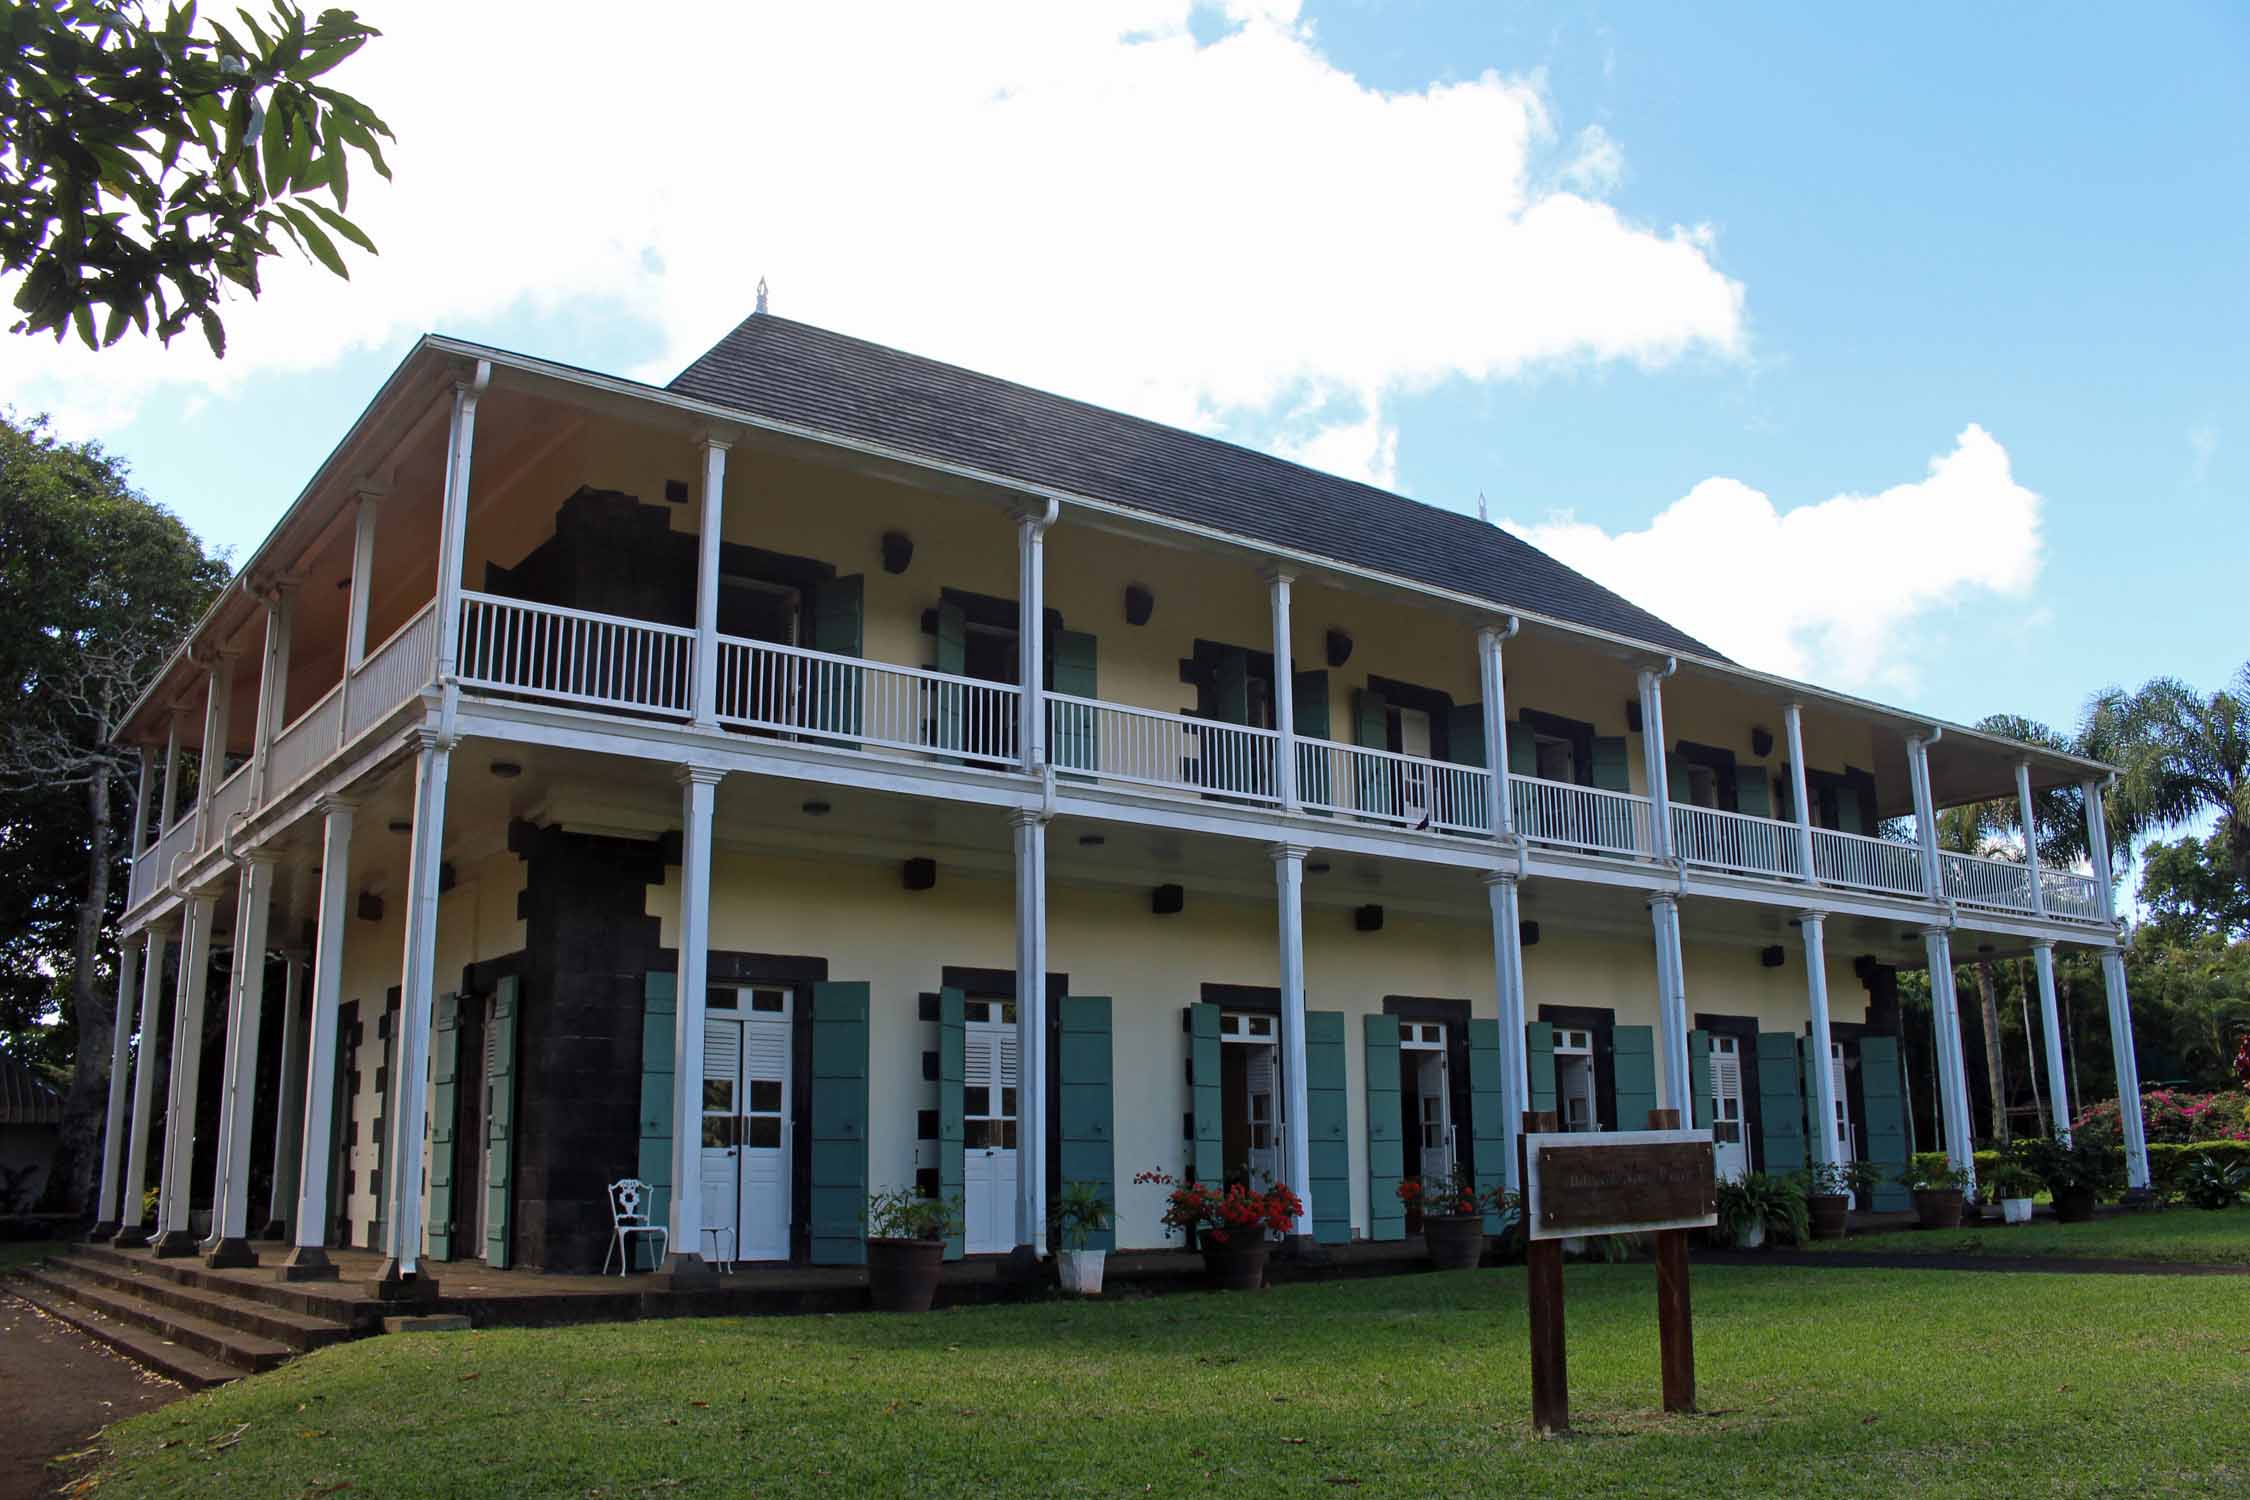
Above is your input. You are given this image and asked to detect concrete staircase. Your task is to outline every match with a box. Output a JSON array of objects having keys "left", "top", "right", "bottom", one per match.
[{"left": 7, "top": 1243, "right": 378, "bottom": 1389}]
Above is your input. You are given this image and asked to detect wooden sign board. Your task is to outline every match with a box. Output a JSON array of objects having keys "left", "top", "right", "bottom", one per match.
[{"left": 1524, "top": 1128, "right": 1718, "bottom": 1241}]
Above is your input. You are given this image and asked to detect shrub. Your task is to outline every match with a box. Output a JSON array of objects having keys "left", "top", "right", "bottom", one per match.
[
  {"left": 2014, "top": 1134, "right": 2127, "bottom": 1199},
  {"left": 865, "top": 1187, "right": 962, "bottom": 1242},
  {"left": 2149, "top": 1140, "right": 2250, "bottom": 1199},
  {"left": 1714, "top": 1172, "right": 1809, "bottom": 1247},
  {"left": 1899, "top": 1153, "right": 1970, "bottom": 1192},
  {"left": 2074, "top": 1090, "right": 2250, "bottom": 1146},
  {"left": 2177, "top": 1154, "right": 2250, "bottom": 1211}
]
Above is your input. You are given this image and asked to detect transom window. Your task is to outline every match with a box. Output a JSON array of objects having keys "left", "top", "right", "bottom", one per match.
[
  {"left": 1555, "top": 1028, "right": 1593, "bottom": 1055},
  {"left": 1221, "top": 1012, "right": 1276, "bottom": 1042},
  {"left": 708, "top": 986, "right": 792, "bottom": 1017},
  {"left": 1399, "top": 1021, "right": 1446, "bottom": 1049}
]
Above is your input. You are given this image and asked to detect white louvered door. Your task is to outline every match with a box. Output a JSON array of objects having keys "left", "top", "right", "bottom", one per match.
[
  {"left": 1711, "top": 1036, "right": 1750, "bottom": 1182},
  {"left": 963, "top": 1007, "right": 1019, "bottom": 1255},
  {"left": 702, "top": 989, "right": 795, "bottom": 1264},
  {"left": 700, "top": 1017, "right": 743, "bottom": 1248},
  {"left": 1245, "top": 1044, "right": 1279, "bottom": 1190}
]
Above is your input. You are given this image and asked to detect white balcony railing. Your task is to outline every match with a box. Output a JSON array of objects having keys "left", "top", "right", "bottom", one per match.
[
  {"left": 1297, "top": 740, "right": 1491, "bottom": 833},
  {"left": 265, "top": 684, "right": 343, "bottom": 800},
  {"left": 1811, "top": 827, "right": 1927, "bottom": 899},
  {"left": 2042, "top": 868, "right": 2106, "bottom": 923},
  {"left": 457, "top": 592, "right": 693, "bottom": 718},
  {"left": 1510, "top": 774, "right": 1655, "bottom": 857},
  {"left": 1672, "top": 802, "right": 1805, "bottom": 880},
  {"left": 715, "top": 635, "right": 1020, "bottom": 759},
  {"left": 1941, "top": 850, "right": 2035, "bottom": 914},
  {"left": 346, "top": 600, "right": 439, "bottom": 743},
  {"left": 202, "top": 761, "right": 254, "bottom": 844},
  {"left": 1047, "top": 696, "right": 1282, "bottom": 803},
  {"left": 128, "top": 810, "right": 199, "bottom": 908}
]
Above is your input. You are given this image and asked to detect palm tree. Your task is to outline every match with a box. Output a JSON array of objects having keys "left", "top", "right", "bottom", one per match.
[{"left": 2086, "top": 661, "right": 2250, "bottom": 886}]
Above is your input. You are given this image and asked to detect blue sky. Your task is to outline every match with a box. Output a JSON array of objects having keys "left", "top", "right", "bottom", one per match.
[{"left": 3, "top": 1, "right": 2242, "bottom": 743}]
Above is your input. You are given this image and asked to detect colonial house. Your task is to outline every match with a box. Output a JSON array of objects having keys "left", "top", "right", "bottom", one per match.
[{"left": 84, "top": 308, "right": 2151, "bottom": 1288}]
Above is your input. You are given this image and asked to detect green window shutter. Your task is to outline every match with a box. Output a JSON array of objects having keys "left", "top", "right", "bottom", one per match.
[
  {"left": 938, "top": 988, "right": 965, "bottom": 1259},
  {"left": 1756, "top": 1032, "right": 1807, "bottom": 1172},
  {"left": 1859, "top": 1036, "right": 1911, "bottom": 1210},
  {"left": 1667, "top": 754, "right": 1694, "bottom": 804},
  {"left": 426, "top": 994, "right": 461, "bottom": 1262},
  {"left": 636, "top": 972, "right": 676, "bottom": 1269},
  {"left": 484, "top": 978, "right": 518, "bottom": 1269},
  {"left": 1612, "top": 1025, "right": 1658, "bottom": 1132},
  {"left": 1363, "top": 1015, "right": 1405, "bottom": 1242},
  {"left": 1057, "top": 996, "right": 1116, "bottom": 1253},
  {"left": 1213, "top": 648, "right": 1250, "bottom": 726},
  {"left": 1304, "top": 1011, "right": 1350, "bottom": 1245},
  {"left": 371, "top": 1002, "right": 395, "bottom": 1251},
  {"left": 1590, "top": 736, "right": 1630, "bottom": 792},
  {"left": 809, "top": 981, "right": 871, "bottom": 1266},
  {"left": 934, "top": 602, "right": 966, "bottom": 753},
  {"left": 1735, "top": 766, "right": 1773, "bottom": 818},
  {"left": 1525, "top": 1021, "right": 1558, "bottom": 1116},
  {"left": 810, "top": 574, "right": 864, "bottom": 742},
  {"left": 1295, "top": 668, "right": 1332, "bottom": 809},
  {"left": 1446, "top": 703, "right": 1486, "bottom": 767},
  {"left": 1443, "top": 704, "right": 1490, "bottom": 832},
  {"left": 1507, "top": 720, "right": 1537, "bottom": 776},
  {"left": 1467, "top": 1018, "right": 1508, "bottom": 1232},
  {"left": 1835, "top": 783, "right": 1866, "bottom": 835},
  {"left": 1185, "top": 1004, "right": 1222, "bottom": 1182},
  {"left": 1050, "top": 628, "right": 1099, "bottom": 772},
  {"left": 1353, "top": 686, "right": 1389, "bottom": 747},
  {"left": 1689, "top": 1030, "right": 1713, "bottom": 1132},
  {"left": 1351, "top": 687, "right": 1391, "bottom": 815}
]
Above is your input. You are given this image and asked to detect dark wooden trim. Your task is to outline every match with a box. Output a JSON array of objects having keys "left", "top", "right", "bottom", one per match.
[
  {"left": 1671, "top": 738, "right": 1740, "bottom": 810},
  {"left": 1518, "top": 707, "right": 1597, "bottom": 786},
  {"left": 940, "top": 965, "right": 1069, "bottom": 1003},
  {"left": 1537, "top": 1003, "right": 1618, "bottom": 1130},
  {"left": 1694, "top": 1011, "right": 1765, "bottom": 1174},
  {"left": 1200, "top": 982, "right": 1279, "bottom": 1014},
  {"left": 1382, "top": 996, "right": 1475, "bottom": 1185},
  {"left": 1366, "top": 673, "right": 1458, "bottom": 761}
]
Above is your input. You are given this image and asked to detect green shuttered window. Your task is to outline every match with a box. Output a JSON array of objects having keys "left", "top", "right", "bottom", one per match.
[
  {"left": 426, "top": 994, "right": 461, "bottom": 1262},
  {"left": 809, "top": 981, "right": 871, "bottom": 1266},
  {"left": 1057, "top": 996, "right": 1116, "bottom": 1253},
  {"left": 1467, "top": 1019, "right": 1509, "bottom": 1232},
  {"left": 1757, "top": 1031, "right": 1807, "bottom": 1172},
  {"left": 1304, "top": 1011, "right": 1350, "bottom": 1246},
  {"left": 938, "top": 988, "right": 965, "bottom": 1259},
  {"left": 484, "top": 978, "right": 518, "bottom": 1269},
  {"left": 1860, "top": 1036, "right": 1911, "bottom": 1210},
  {"left": 1611, "top": 1025, "right": 1658, "bottom": 1132},
  {"left": 636, "top": 972, "right": 676, "bottom": 1270},
  {"left": 1363, "top": 1016, "right": 1405, "bottom": 1242},
  {"left": 1184, "top": 1004, "right": 1223, "bottom": 1182}
]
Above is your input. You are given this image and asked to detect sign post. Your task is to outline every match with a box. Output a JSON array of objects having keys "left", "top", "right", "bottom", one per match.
[{"left": 1519, "top": 1108, "right": 1717, "bottom": 1432}]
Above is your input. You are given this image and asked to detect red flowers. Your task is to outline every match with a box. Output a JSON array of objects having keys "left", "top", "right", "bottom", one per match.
[
  {"left": 1397, "top": 1167, "right": 1500, "bottom": 1219},
  {"left": 1136, "top": 1170, "right": 1304, "bottom": 1244}
]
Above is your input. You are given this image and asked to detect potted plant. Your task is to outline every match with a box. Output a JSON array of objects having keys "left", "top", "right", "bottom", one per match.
[
  {"left": 1397, "top": 1166, "right": 1496, "bottom": 1270},
  {"left": 1899, "top": 1153, "right": 1971, "bottom": 1230},
  {"left": 2015, "top": 1134, "right": 2124, "bottom": 1223},
  {"left": 1051, "top": 1180, "right": 1113, "bottom": 1296},
  {"left": 1714, "top": 1171, "right": 1809, "bottom": 1249},
  {"left": 1134, "top": 1170, "right": 1303, "bottom": 1291},
  {"left": 1986, "top": 1161, "right": 2041, "bottom": 1224},
  {"left": 864, "top": 1187, "right": 961, "bottom": 1313},
  {"left": 1803, "top": 1162, "right": 1876, "bottom": 1239}
]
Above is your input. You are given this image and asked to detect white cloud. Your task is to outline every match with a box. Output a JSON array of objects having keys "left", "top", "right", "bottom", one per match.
[
  {"left": 0, "top": 1, "right": 1743, "bottom": 477},
  {"left": 1503, "top": 424, "right": 2043, "bottom": 690}
]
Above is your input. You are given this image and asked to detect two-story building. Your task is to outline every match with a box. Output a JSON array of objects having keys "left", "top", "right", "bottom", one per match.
[{"left": 83, "top": 308, "right": 2152, "bottom": 1289}]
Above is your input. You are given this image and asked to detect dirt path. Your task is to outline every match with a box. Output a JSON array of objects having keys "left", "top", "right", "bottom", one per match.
[{"left": 0, "top": 1294, "right": 184, "bottom": 1500}]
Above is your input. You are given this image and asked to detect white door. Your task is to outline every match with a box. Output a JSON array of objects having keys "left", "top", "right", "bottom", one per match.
[
  {"left": 1827, "top": 1042, "right": 1852, "bottom": 1170},
  {"left": 1557, "top": 1030, "right": 1598, "bottom": 1132},
  {"left": 1244, "top": 1043, "right": 1279, "bottom": 1189},
  {"left": 1415, "top": 1050, "right": 1453, "bottom": 1179},
  {"left": 963, "top": 1005, "right": 1019, "bottom": 1255},
  {"left": 700, "top": 989, "right": 794, "bottom": 1264},
  {"left": 1710, "top": 1036, "right": 1749, "bottom": 1182}
]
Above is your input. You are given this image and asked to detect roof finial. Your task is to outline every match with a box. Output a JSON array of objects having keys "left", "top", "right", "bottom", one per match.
[
  {"left": 1476, "top": 490, "right": 1489, "bottom": 524},
  {"left": 755, "top": 276, "right": 769, "bottom": 315}
]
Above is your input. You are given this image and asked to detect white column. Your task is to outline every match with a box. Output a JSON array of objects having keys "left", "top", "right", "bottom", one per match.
[
  {"left": 193, "top": 656, "right": 235, "bottom": 848},
  {"left": 209, "top": 854, "right": 276, "bottom": 1264},
  {"left": 115, "top": 925, "right": 169, "bottom": 1246},
  {"left": 1484, "top": 871, "right": 1528, "bottom": 1188},
  {"left": 1268, "top": 571, "right": 1298, "bottom": 809},
  {"left": 264, "top": 953, "right": 308, "bottom": 1238},
  {"left": 1016, "top": 506, "right": 1053, "bottom": 772},
  {"left": 1477, "top": 621, "right": 1517, "bottom": 837},
  {"left": 1783, "top": 702, "right": 1816, "bottom": 881},
  {"left": 2081, "top": 776, "right": 2148, "bottom": 1186},
  {"left": 667, "top": 766, "right": 723, "bottom": 1278},
  {"left": 159, "top": 708, "right": 183, "bottom": 830},
  {"left": 380, "top": 730, "right": 452, "bottom": 1283},
  {"left": 1272, "top": 842, "right": 1313, "bottom": 1241},
  {"left": 250, "top": 584, "right": 295, "bottom": 804},
  {"left": 431, "top": 367, "right": 488, "bottom": 683},
  {"left": 1802, "top": 912, "right": 1840, "bottom": 1168},
  {"left": 1922, "top": 926, "right": 1977, "bottom": 1192},
  {"left": 2030, "top": 942, "right": 2072, "bottom": 1144},
  {"left": 690, "top": 438, "right": 729, "bottom": 729},
  {"left": 1011, "top": 810, "right": 1050, "bottom": 1251},
  {"left": 2014, "top": 760, "right": 2046, "bottom": 919},
  {"left": 287, "top": 799, "right": 354, "bottom": 1277},
  {"left": 1637, "top": 662, "right": 1677, "bottom": 859},
  {"left": 1647, "top": 894, "right": 1691, "bottom": 1115},
  {"left": 1908, "top": 732, "right": 1945, "bottom": 903},
  {"left": 338, "top": 494, "right": 380, "bottom": 747},
  {"left": 152, "top": 892, "right": 217, "bottom": 1256},
  {"left": 132, "top": 747, "right": 154, "bottom": 859},
  {"left": 91, "top": 937, "right": 143, "bottom": 1235}
]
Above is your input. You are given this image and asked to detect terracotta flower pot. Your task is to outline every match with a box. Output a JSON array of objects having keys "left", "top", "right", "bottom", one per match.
[
  {"left": 1808, "top": 1193, "right": 1851, "bottom": 1240},
  {"left": 867, "top": 1236, "right": 945, "bottom": 1312},
  {"left": 1912, "top": 1187, "right": 1965, "bottom": 1231},
  {"left": 1201, "top": 1229, "right": 1270, "bottom": 1291},
  {"left": 1422, "top": 1214, "right": 1487, "bottom": 1270},
  {"left": 2051, "top": 1185, "right": 2098, "bottom": 1223}
]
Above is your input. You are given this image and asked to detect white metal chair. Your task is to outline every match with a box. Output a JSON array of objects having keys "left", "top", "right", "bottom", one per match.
[{"left": 602, "top": 1178, "right": 668, "bottom": 1276}]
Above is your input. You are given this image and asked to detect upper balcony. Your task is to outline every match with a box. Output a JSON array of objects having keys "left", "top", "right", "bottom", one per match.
[{"left": 113, "top": 325, "right": 2120, "bottom": 939}]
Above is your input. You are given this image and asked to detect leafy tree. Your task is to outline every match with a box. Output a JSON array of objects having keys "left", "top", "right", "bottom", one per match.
[
  {"left": 0, "top": 412, "right": 226, "bottom": 1212},
  {"left": 2138, "top": 830, "right": 2250, "bottom": 946},
  {"left": 2086, "top": 661, "right": 2250, "bottom": 885},
  {"left": 1, "top": 1, "right": 392, "bottom": 355}
]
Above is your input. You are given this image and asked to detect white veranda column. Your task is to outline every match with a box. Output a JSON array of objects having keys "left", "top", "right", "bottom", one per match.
[
  {"left": 1484, "top": 871, "right": 1528, "bottom": 1189},
  {"left": 337, "top": 493, "right": 380, "bottom": 746},
  {"left": 2029, "top": 941, "right": 2073, "bottom": 1144},
  {"left": 1801, "top": 912, "right": 1841, "bottom": 1168},
  {"left": 690, "top": 438, "right": 729, "bottom": 729},
  {"left": 113, "top": 925, "right": 170, "bottom": 1246},
  {"left": 1647, "top": 894, "right": 1691, "bottom": 1115},
  {"left": 1922, "top": 927, "right": 1977, "bottom": 1193},
  {"left": 193, "top": 656, "right": 235, "bottom": 849},
  {"left": 264, "top": 953, "right": 308, "bottom": 1239},
  {"left": 152, "top": 892, "right": 218, "bottom": 1257},
  {"left": 667, "top": 766, "right": 724, "bottom": 1279},
  {"left": 91, "top": 937, "right": 144, "bottom": 1237},
  {"left": 2081, "top": 776, "right": 2150, "bottom": 1188},
  {"left": 1476, "top": 620, "right": 1518, "bottom": 838},
  {"left": 1783, "top": 702, "right": 1816, "bottom": 882},
  {"left": 250, "top": 583, "right": 295, "bottom": 804},
  {"left": 1268, "top": 570, "right": 1298, "bottom": 809},
  {"left": 286, "top": 800, "right": 355, "bottom": 1279},
  {"left": 2015, "top": 760, "right": 2047, "bottom": 919},
  {"left": 1016, "top": 505, "right": 1054, "bottom": 773},
  {"left": 208, "top": 855, "right": 277, "bottom": 1265},
  {"left": 430, "top": 367, "right": 487, "bottom": 684},
  {"left": 1011, "top": 810, "right": 1050, "bottom": 1252},
  {"left": 1272, "top": 842, "right": 1313, "bottom": 1241},
  {"left": 379, "top": 730, "right": 452, "bottom": 1286}
]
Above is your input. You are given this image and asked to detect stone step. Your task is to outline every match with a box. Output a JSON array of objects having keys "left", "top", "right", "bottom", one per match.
[
  {"left": 67, "top": 1243, "right": 387, "bottom": 1331},
  {"left": 7, "top": 1279, "right": 243, "bottom": 1391},
  {"left": 16, "top": 1266, "right": 296, "bottom": 1374},
  {"left": 57, "top": 1251, "right": 356, "bottom": 1352}
]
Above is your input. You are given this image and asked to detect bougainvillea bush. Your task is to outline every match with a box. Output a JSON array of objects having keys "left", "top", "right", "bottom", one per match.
[{"left": 2073, "top": 1089, "right": 2250, "bottom": 1146}]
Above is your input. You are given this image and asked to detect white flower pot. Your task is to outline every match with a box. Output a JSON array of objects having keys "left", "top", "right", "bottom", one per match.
[
  {"left": 1737, "top": 1218, "right": 1768, "bottom": 1250},
  {"left": 2002, "top": 1197, "right": 2034, "bottom": 1225},
  {"left": 1058, "top": 1247, "right": 1106, "bottom": 1296}
]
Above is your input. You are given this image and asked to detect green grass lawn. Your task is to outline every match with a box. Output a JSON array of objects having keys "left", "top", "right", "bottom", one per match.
[
  {"left": 1817, "top": 1204, "right": 2250, "bottom": 1264},
  {"left": 85, "top": 1263, "right": 2249, "bottom": 1498}
]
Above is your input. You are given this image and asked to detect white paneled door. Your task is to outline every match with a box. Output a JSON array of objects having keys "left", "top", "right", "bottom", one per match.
[
  {"left": 1401, "top": 1022, "right": 1454, "bottom": 1180},
  {"left": 963, "top": 1003, "right": 1019, "bottom": 1255},
  {"left": 1710, "top": 1035, "right": 1750, "bottom": 1182},
  {"left": 699, "top": 988, "right": 793, "bottom": 1264}
]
